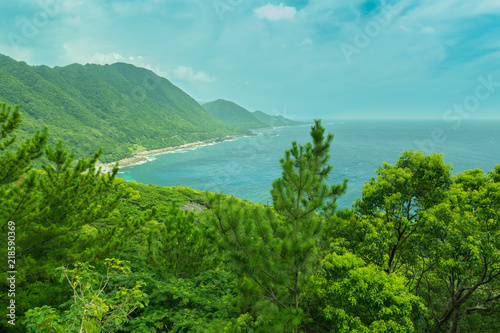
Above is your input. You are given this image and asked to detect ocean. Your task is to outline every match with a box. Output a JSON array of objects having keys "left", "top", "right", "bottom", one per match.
[{"left": 118, "top": 120, "right": 500, "bottom": 208}]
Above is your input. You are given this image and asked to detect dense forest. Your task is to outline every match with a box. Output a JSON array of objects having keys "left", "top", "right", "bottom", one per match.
[
  {"left": 1, "top": 101, "right": 499, "bottom": 332},
  {"left": 0, "top": 54, "right": 305, "bottom": 165},
  {"left": 0, "top": 54, "right": 250, "bottom": 163}
]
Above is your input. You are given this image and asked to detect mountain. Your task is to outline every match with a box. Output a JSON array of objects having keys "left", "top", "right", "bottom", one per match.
[
  {"left": 252, "top": 110, "right": 307, "bottom": 127},
  {"left": 202, "top": 99, "right": 267, "bottom": 129},
  {"left": 202, "top": 99, "right": 306, "bottom": 129},
  {"left": 0, "top": 54, "right": 247, "bottom": 162}
]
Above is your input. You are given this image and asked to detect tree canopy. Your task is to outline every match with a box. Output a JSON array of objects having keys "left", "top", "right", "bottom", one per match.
[{"left": 2, "top": 102, "right": 499, "bottom": 332}]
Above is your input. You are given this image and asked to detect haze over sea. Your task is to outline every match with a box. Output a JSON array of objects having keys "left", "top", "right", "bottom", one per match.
[{"left": 118, "top": 120, "right": 500, "bottom": 208}]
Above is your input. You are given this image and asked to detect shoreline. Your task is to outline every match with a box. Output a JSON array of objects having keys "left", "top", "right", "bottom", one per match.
[{"left": 96, "top": 134, "right": 252, "bottom": 174}]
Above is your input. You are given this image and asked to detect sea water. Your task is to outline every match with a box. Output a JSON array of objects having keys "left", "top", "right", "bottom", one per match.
[{"left": 118, "top": 120, "right": 500, "bottom": 208}]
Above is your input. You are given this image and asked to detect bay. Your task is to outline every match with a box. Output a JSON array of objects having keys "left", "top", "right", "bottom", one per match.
[{"left": 118, "top": 120, "right": 500, "bottom": 208}]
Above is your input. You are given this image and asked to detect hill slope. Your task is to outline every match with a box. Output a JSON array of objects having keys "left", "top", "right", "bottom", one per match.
[
  {"left": 202, "top": 99, "right": 267, "bottom": 129},
  {"left": 202, "top": 99, "right": 306, "bottom": 129},
  {"left": 252, "top": 110, "right": 307, "bottom": 127},
  {"left": 0, "top": 54, "right": 247, "bottom": 162}
]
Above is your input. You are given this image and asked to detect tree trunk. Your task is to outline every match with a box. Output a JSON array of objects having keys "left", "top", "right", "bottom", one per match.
[
  {"left": 448, "top": 308, "right": 461, "bottom": 333},
  {"left": 432, "top": 321, "right": 444, "bottom": 333}
]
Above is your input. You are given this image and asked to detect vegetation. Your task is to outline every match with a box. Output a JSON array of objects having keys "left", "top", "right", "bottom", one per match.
[
  {"left": 202, "top": 99, "right": 268, "bottom": 129},
  {"left": 0, "top": 54, "right": 249, "bottom": 163},
  {"left": 205, "top": 120, "right": 347, "bottom": 332},
  {"left": 1, "top": 101, "right": 499, "bottom": 332},
  {"left": 252, "top": 110, "right": 307, "bottom": 127},
  {"left": 202, "top": 99, "right": 305, "bottom": 129},
  {"left": 25, "top": 259, "right": 148, "bottom": 333}
]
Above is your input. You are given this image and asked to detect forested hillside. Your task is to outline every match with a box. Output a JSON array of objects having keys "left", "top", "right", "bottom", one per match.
[
  {"left": 0, "top": 54, "right": 248, "bottom": 162},
  {"left": 1, "top": 107, "right": 499, "bottom": 332},
  {"left": 252, "top": 110, "right": 307, "bottom": 127},
  {"left": 202, "top": 99, "right": 267, "bottom": 129},
  {"left": 202, "top": 99, "right": 306, "bottom": 129}
]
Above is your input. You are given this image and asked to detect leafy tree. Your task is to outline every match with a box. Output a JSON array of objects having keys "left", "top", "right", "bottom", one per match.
[
  {"left": 421, "top": 169, "right": 500, "bottom": 332},
  {"left": 206, "top": 120, "right": 347, "bottom": 332},
  {"left": 354, "top": 150, "right": 453, "bottom": 276},
  {"left": 352, "top": 150, "right": 500, "bottom": 332},
  {"left": 489, "top": 164, "right": 500, "bottom": 183},
  {"left": 125, "top": 269, "right": 255, "bottom": 333},
  {"left": 310, "top": 252, "right": 423, "bottom": 332},
  {"left": 24, "top": 258, "right": 148, "bottom": 333}
]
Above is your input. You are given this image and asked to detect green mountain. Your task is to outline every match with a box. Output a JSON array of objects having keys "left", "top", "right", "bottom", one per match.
[
  {"left": 0, "top": 54, "right": 247, "bottom": 162},
  {"left": 252, "top": 110, "right": 307, "bottom": 127},
  {"left": 202, "top": 99, "right": 268, "bottom": 129},
  {"left": 202, "top": 99, "right": 306, "bottom": 129}
]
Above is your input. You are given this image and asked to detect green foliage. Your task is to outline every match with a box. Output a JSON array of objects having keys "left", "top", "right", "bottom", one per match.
[
  {"left": 24, "top": 259, "right": 148, "bottom": 333},
  {"left": 252, "top": 110, "right": 307, "bottom": 127},
  {"left": 0, "top": 103, "right": 147, "bottom": 332},
  {"left": 0, "top": 102, "right": 48, "bottom": 184},
  {"left": 147, "top": 202, "right": 218, "bottom": 279},
  {"left": 114, "top": 180, "right": 206, "bottom": 220},
  {"left": 458, "top": 310, "right": 500, "bottom": 332},
  {"left": 351, "top": 149, "right": 500, "bottom": 332},
  {"left": 311, "top": 252, "right": 422, "bottom": 332},
  {"left": 354, "top": 149, "right": 453, "bottom": 273},
  {"left": 0, "top": 54, "right": 248, "bottom": 163},
  {"left": 206, "top": 120, "right": 347, "bottom": 332},
  {"left": 419, "top": 169, "right": 500, "bottom": 332},
  {"left": 5, "top": 96, "right": 500, "bottom": 332},
  {"left": 106, "top": 181, "right": 212, "bottom": 277},
  {"left": 125, "top": 269, "right": 256, "bottom": 332},
  {"left": 489, "top": 164, "right": 500, "bottom": 183},
  {"left": 3, "top": 140, "right": 126, "bottom": 283},
  {"left": 202, "top": 99, "right": 268, "bottom": 129}
]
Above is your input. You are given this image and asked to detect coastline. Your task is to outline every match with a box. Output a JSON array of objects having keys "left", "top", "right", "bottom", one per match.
[{"left": 96, "top": 134, "right": 252, "bottom": 174}]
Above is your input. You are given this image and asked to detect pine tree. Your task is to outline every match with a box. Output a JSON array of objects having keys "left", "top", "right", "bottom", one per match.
[
  {"left": 147, "top": 201, "right": 217, "bottom": 279},
  {"left": 0, "top": 103, "right": 143, "bottom": 332},
  {"left": 206, "top": 120, "right": 347, "bottom": 332},
  {"left": 0, "top": 102, "right": 48, "bottom": 184}
]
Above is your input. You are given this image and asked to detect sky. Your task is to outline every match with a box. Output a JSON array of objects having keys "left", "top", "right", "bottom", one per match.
[{"left": 0, "top": 0, "right": 499, "bottom": 120}]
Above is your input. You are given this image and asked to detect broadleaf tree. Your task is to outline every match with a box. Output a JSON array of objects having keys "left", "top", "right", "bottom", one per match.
[
  {"left": 350, "top": 150, "right": 500, "bottom": 332},
  {"left": 421, "top": 169, "right": 500, "bottom": 332},
  {"left": 24, "top": 258, "right": 148, "bottom": 333},
  {"left": 310, "top": 251, "right": 423, "bottom": 332},
  {"left": 353, "top": 150, "right": 453, "bottom": 276}
]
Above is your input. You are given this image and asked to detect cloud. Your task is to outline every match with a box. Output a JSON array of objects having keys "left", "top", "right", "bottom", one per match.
[
  {"left": 80, "top": 52, "right": 164, "bottom": 74},
  {"left": 168, "top": 66, "right": 216, "bottom": 83},
  {"left": 297, "top": 38, "right": 313, "bottom": 46},
  {"left": 398, "top": 25, "right": 436, "bottom": 34},
  {"left": 1, "top": 0, "right": 499, "bottom": 119},
  {"left": 0, "top": 43, "right": 32, "bottom": 63},
  {"left": 88, "top": 52, "right": 127, "bottom": 64},
  {"left": 82, "top": 52, "right": 152, "bottom": 67},
  {"left": 254, "top": 3, "right": 297, "bottom": 21},
  {"left": 421, "top": 26, "right": 436, "bottom": 34}
]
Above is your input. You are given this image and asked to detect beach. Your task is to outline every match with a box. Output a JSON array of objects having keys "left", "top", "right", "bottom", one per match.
[{"left": 96, "top": 134, "right": 251, "bottom": 174}]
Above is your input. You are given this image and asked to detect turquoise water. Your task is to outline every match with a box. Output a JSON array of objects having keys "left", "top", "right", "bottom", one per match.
[{"left": 118, "top": 120, "right": 500, "bottom": 208}]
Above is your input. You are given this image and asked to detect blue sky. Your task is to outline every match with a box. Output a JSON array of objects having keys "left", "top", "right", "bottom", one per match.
[{"left": 0, "top": 0, "right": 499, "bottom": 119}]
